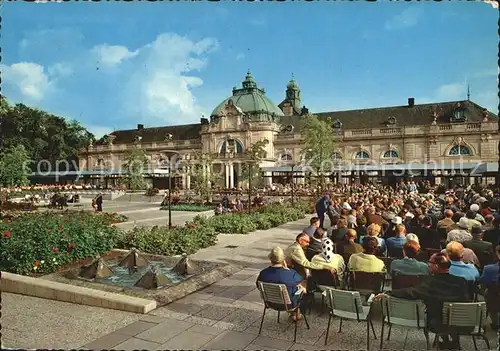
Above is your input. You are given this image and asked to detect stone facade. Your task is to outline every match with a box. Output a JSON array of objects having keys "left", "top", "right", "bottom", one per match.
[{"left": 79, "top": 72, "right": 499, "bottom": 189}]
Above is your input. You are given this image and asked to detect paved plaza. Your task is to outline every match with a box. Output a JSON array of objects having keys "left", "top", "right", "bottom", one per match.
[{"left": 2, "top": 199, "right": 498, "bottom": 350}]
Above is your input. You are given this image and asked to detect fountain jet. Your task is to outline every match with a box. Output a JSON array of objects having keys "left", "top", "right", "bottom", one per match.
[
  {"left": 172, "top": 255, "right": 199, "bottom": 276},
  {"left": 118, "top": 247, "right": 150, "bottom": 269},
  {"left": 134, "top": 266, "right": 171, "bottom": 289},
  {"left": 79, "top": 256, "right": 113, "bottom": 279}
]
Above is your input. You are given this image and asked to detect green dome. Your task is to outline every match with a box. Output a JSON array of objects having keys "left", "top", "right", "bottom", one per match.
[
  {"left": 287, "top": 74, "right": 299, "bottom": 90},
  {"left": 211, "top": 71, "right": 284, "bottom": 122}
]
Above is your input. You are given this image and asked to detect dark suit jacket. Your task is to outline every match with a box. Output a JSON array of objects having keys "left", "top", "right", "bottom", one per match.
[
  {"left": 463, "top": 239, "right": 495, "bottom": 267},
  {"left": 483, "top": 227, "right": 500, "bottom": 246},
  {"left": 388, "top": 273, "right": 471, "bottom": 328},
  {"left": 336, "top": 241, "right": 364, "bottom": 255},
  {"left": 331, "top": 227, "right": 349, "bottom": 243},
  {"left": 416, "top": 227, "right": 441, "bottom": 249}
]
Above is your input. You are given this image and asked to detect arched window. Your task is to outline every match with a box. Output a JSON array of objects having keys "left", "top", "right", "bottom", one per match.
[
  {"left": 448, "top": 145, "right": 472, "bottom": 156},
  {"left": 383, "top": 150, "right": 399, "bottom": 158},
  {"left": 332, "top": 152, "right": 343, "bottom": 161},
  {"left": 220, "top": 139, "right": 244, "bottom": 154},
  {"left": 355, "top": 151, "right": 370, "bottom": 159},
  {"left": 280, "top": 154, "right": 292, "bottom": 161}
]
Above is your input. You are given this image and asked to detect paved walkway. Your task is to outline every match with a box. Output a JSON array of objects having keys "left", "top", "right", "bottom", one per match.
[
  {"left": 3, "top": 206, "right": 498, "bottom": 350},
  {"left": 84, "top": 217, "right": 497, "bottom": 350}
]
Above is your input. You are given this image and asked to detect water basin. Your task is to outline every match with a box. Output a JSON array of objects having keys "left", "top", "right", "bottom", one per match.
[{"left": 95, "top": 259, "right": 186, "bottom": 289}]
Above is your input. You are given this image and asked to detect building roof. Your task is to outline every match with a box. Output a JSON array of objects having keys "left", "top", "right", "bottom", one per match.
[
  {"left": 210, "top": 71, "right": 284, "bottom": 121},
  {"left": 280, "top": 100, "right": 496, "bottom": 130},
  {"left": 95, "top": 124, "right": 201, "bottom": 145},
  {"left": 94, "top": 99, "right": 496, "bottom": 146}
]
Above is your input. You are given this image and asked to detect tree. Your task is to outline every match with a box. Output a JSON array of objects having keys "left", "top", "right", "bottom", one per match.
[
  {"left": 0, "top": 145, "right": 31, "bottom": 187},
  {"left": 0, "top": 97, "right": 94, "bottom": 173},
  {"left": 240, "top": 139, "right": 269, "bottom": 187},
  {"left": 189, "top": 153, "right": 221, "bottom": 203},
  {"left": 301, "top": 114, "right": 337, "bottom": 189},
  {"left": 123, "top": 149, "right": 148, "bottom": 190}
]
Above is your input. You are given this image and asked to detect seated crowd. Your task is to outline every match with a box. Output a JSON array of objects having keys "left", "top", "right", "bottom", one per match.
[{"left": 257, "top": 184, "right": 499, "bottom": 349}]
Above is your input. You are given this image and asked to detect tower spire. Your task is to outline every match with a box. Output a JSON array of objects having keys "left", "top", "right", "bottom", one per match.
[{"left": 467, "top": 84, "right": 470, "bottom": 101}]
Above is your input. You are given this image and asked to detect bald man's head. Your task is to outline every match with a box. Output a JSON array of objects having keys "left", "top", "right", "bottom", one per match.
[{"left": 444, "top": 209, "right": 453, "bottom": 218}]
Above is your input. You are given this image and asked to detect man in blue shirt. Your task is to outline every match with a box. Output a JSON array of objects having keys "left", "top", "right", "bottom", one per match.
[
  {"left": 257, "top": 247, "right": 306, "bottom": 319},
  {"left": 446, "top": 241, "right": 480, "bottom": 282},
  {"left": 386, "top": 224, "right": 407, "bottom": 255},
  {"left": 480, "top": 245, "right": 500, "bottom": 329}
]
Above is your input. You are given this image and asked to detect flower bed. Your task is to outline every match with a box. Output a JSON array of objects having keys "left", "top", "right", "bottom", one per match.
[
  {"left": 0, "top": 211, "right": 127, "bottom": 275},
  {"left": 118, "top": 200, "right": 312, "bottom": 256},
  {"left": 159, "top": 204, "right": 212, "bottom": 212}
]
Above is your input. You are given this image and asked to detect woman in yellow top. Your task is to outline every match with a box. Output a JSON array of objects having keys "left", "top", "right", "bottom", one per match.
[
  {"left": 311, "top": 239, "right": 345, "bottom": 279},
  {"left": 348, "top": 236, "right": 386, "bottom": 273}
]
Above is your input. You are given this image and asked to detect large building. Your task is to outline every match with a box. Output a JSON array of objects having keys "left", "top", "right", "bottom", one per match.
[{"left": 79, "top": 72, "right": 499, "bottom": 189}]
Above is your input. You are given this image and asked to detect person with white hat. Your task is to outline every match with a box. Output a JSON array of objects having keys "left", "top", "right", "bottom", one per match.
[{"left": 447, "top": 217, "right": 473, "bottom": 243}]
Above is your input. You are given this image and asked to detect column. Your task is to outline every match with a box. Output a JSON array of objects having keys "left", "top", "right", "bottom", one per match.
[
  {"left": 181, "top": 167, "right": 187, "bottom": 189},
  {"left": 225, "top": 164, "right": 230, "bottom": 189},
  {"left": 229, "top": 163, "right": 234, "bottom": 188},
  {"left": 186, "top": 166, "right": 191, "bottom": 190}
]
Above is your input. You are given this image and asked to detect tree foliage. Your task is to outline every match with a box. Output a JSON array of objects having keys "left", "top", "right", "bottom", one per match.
[
  {"left": 122, "top": 149, "right": 148, "bottom": 190},
  {"left": 240, "top": 139, "right": 269, "bottom": 186},
  {"left": 0, "top": 97, "right": 94, "bottom": 173},
  {"left": 0, "top": 144, "right": 31, "bottom": 187},
  {"left": 189, "top": 153, "right": 221, "bottom": 202},
  {"left": 301, "top": 114, "right": 337, "bottom": 186}
]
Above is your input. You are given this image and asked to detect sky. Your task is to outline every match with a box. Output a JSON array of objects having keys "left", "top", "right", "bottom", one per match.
[{"left": 2, "top": 1, "right": 499, "bottom": 138}]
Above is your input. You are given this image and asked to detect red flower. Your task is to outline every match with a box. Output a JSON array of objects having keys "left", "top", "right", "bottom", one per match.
[
  {"left": 3, "top": 231, "right": 11, "bottom": 238},
  {"left": 47, "top": 229, "right": 52, "bottom": 233},
  {"left": 67, "top": 243, "right": 76, "bottom": 251},
  {"left": 57, "top": 226, "right": 63, "bottom": 231},
  {"left": 51, "top": 247, "right": 59, "bottom": 252}
]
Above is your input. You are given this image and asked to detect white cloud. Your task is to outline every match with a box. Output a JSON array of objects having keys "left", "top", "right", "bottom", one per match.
[
  {"left": 385, "top": 7, "right": 423, "bottom": 30},
  {"left": 236, "top": 53, "right": 245, "bottom": 60},
  {"left": 91, "top": 44, "right": 138, "bottom": 67},
  {"left": 1, "top": 62, "right": 52, "bottom": 101},
  {"left": 122, "top": 33, "right": 219, "bottom": 124},
  {"left": 48, "top": 62, "right": 74, "bottom": 77}
]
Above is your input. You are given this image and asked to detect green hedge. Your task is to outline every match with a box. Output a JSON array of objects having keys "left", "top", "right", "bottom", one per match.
[
  {"left": 118, "top": 200, "right": 311, "bottom": 256},
  {"left": 159, "top": 204, "right": 212, "bottom": 212},
  {"left": 0, "top": 211, "right": 127, "bottom": 275}
]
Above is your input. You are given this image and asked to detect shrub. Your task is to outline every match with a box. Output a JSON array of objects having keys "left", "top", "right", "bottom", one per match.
[
  {"left": 117, "top": 223, "right": 217, "bottom": 256},
  {"left": 159, "top": 204, "right": 212, "bottom": 212},
  {"left": 0, "top": 211, "right": 125, "bottom": 275}
]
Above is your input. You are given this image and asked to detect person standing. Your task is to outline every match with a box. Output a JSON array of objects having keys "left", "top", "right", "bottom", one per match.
[
  {"left": 94, "top": 193, "right": 103, "bottom": 212},
  {"left": 315, "top": 194, "right": 330, "bottom": 229}
]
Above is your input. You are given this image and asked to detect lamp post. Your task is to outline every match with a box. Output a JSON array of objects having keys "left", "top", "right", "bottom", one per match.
[
  {"left": 248, "top": 162, "right": 252, "bottom": 213},
  {"left": 291, "top": 163, "right": 295, "bottom": 204},
  {"left": 167, "top": 163, "right": 172, "bottom": 228}
]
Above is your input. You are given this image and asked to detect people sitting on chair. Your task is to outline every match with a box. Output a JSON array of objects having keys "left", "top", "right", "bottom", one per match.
[
  {"left": 348, "top": 236, "right": 385, "bottom": 273},
  {"left": 360, "top": 223, "right": 386, "bottom": 256},
  {"left": 386, "top": 224, "right": 407, "bottom": 252},
  {"left": 446, "top": 241, "right": 480, "bottom": 282},
  {"left": 303, "top": 217, "right": 320, "bottom": 238},
  {"left": 463, "top": 225, "right": 495, "bottom": 268},
  {"left": 480, "top": 245, "right": 500, "bottom": 330},
  {"left": 374, "top": 252, "right": 471, "bottom": 350},
  {"left": 308, "top": 228, "right": 325, "bottom": 255},
  {"left": 285, "top": 233, "right": 332, "bottom": 279},
  {"left": 256, "top": 247, "right": 306, "bottom": 321},
  {"left": 311, "top": 238, "right": 345, "bottom": 280},
  {"left": 437, "top": 209, "right": 455, "bottom": 233},
  {"left": 336, "top": 229, "right": 363, "bottom": 255},
  {"left": 330, "top": 218, "right": 349, "bottom": 243},
  {"left": 416, "top": 216, "right": 441, "bottom": 250},
  {"left": 483, "top": 216, "right": 500, "bottom": 246},
  {"left": 390, "top": 241, "right": 429, "bottom": 276},
  {"left": 447, "top": 217, "right": 473, "bottom": 243}
]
